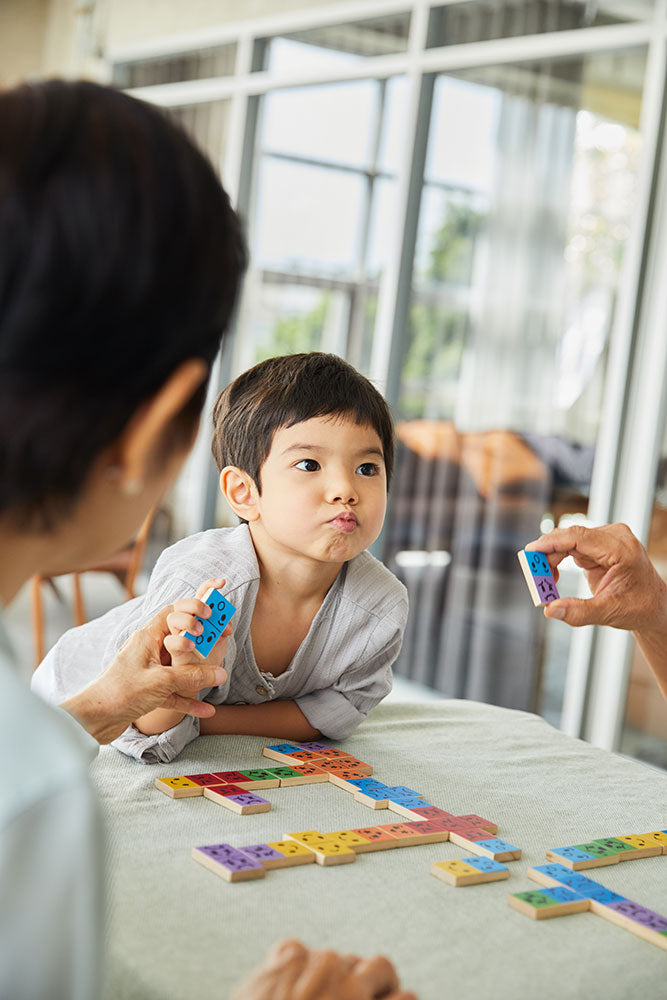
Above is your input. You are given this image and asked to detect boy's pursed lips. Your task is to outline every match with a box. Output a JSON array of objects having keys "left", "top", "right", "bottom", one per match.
[{"left": 327, "top": 511, "right": 358, "bottom": 532}]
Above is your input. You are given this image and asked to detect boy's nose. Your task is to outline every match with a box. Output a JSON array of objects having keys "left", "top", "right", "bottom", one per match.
[{"left": 326, "top": 475, "right": 358, "bottom": 505}]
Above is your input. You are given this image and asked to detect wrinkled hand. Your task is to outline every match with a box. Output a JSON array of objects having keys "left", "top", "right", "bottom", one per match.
[
  {"left": 61, "top": 605, "right": 228, "bottom": 744},
  {"left": 231, "top": 940, "right": 417, "bottom": 1000},
  {"left": 527, "top": 523, "right": 667, "bottom": 632}
]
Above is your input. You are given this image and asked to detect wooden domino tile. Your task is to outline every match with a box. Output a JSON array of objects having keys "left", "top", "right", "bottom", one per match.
[
  {"left": 181, "top": 587, "right": 236, "bottom": 658},
  {"left": 375, "top": 822, "right": 429, "bottom": 847},
  {"left": 262, "top": 744, "right": 308, "bottom": 764},
  {"left": 613, "top": 835, "right": 662, "bottom": 861},
  {"left": 237, "top": 769, "right": 281, "bottom": 789},
  {"left": 274, "top": 764, "right": 329, "bottom": 785},
  {"left": 403, "top": 820, "right": 450, "bottom": 844},
  {"left": 431, "top": 857, "right": 509, "bottom": 886},
  {"left": 449, "top": 831, "right": 522, "bottom": 861},
  {"left": 155, "top": 776, "right": 203, "bottom": 798},
  {"left": 349, "top": 827, "right": 403, "bottom": 851},
  {"left": 238, "top": 843, "right": 314, "bottom": 869},
  {"left": 263, "top": 766, "right": 305, "bottom": 785},
  {"left": 327, "top": 770, "right": 375, "bottom": 791},
  {"left": 192, "top": 843, "right": 266, "bottom": 882},
  {"left": 265, "top": 841, "right": 317, "bottom": 865},
  {"left": 325, "top": 830, "right": 376, "bottom": 853},
  {"left": 525, "top": 863, "right": 667, "bottom": 950},
  {"left": 517, "top": 549, "right": 560, "bottom": 606},
  {"left": 210, "top": 770, "right": 252, "bottom": 785},
  {"left": 203, "top": 786, "right": 271, "bottom": 814},
  {"left": 509, "top": 887, "right": 591, "bottom": 918},
  {"left": 282, "top": 831, "right": 356, "bottom": 866},
  {"left": 184, "top": 773, "right": 227, "bottom": 788},
  {"left": 454, "top": 814, "right": 498, "bottom": 834}
]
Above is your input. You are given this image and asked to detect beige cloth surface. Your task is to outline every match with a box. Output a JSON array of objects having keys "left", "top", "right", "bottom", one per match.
[{"left": 91, "top": 699, "right": 667, "bottom": 1000}]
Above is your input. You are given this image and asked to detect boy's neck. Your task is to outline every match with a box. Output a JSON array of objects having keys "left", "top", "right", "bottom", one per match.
[{"left": 247, "top": 522, "right": 344, "bottom": 604}]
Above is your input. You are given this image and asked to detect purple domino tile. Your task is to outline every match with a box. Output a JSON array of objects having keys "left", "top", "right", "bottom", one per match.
[
  {"left": 297, "top": 742, "right": 334, "bottom": 752},
  {"left": 195, "top": 844, "right": 263, "bottom": 872},
  {"left": 227, "top": 793, "right": 269, "bottom": 806},
  {"left": 606, "top": 900, "right": 667, "bottom": 931},
  {"left": 534, "top": 576, "right": 559, "bottom": 603},
  {"left": 238, "top": 844, "right": 285, "bottom": 864}
]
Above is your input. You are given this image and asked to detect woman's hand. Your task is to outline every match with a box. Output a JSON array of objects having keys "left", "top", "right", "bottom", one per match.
[
  {"left": 61, "top": 603, "right": 228, "bottom": 744},
  {"left": 231, "top": 940, "right": 417, "bottom": 1000},
  {"left": 527, "top": 523, "right": 667, "bottom": 696}
]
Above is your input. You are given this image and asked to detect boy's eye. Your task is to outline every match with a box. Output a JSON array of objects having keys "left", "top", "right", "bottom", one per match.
[
  {"left": 295, "top": 459, "right": 320, "bottom": 472},
  {"left": 356, "top": 462, "right": 379, "bottom": 477}
]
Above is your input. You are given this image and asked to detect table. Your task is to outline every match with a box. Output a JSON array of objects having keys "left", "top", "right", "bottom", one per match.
[{"left": 91, "top": 699, "right": 667, "bottom": 1000}]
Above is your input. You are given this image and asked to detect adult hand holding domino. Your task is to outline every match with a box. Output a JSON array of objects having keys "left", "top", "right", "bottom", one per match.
[{"left": 165, "top": 577, "right": 236, "bottom": 664}]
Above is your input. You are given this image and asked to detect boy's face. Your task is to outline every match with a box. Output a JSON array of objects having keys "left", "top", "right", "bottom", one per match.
[{"left": 253, "top": 414, "right": 387, "bottom": 567}]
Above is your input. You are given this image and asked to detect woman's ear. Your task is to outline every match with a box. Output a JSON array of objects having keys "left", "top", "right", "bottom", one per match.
[
  {"left": 115, "top": 359, "right": 208, "bottom": 493},
  {"left": 219, "top": 466, "right": 260, "bottom": 521}
]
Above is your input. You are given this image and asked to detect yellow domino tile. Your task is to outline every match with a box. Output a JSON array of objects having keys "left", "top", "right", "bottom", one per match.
[
  {"left": 155, "top": 776, "right": 203, "bottom": 798},
  {"left": 284, "top": 830, "right": 330, "bottom": 846},
  {"left": 325, "top": 830, "right": 374, "bottom": 852},
  {"left": 432, "top": 860, "right": 479, "bottom": 878},
  {"left": 310, "top": 840, "right": 357, "bottom": 865},
  {"left": 640, "top": 831, "right": 667, "bottom": 853},
  {"left": 616, "top": 835, "right": 662, "bottom": 859},
  {"left": 266, "top": 840, "right": 316, "bottom": 861}
]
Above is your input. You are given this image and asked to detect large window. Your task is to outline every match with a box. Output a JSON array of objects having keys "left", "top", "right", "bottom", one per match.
[{"left": 112, "top": 0, "right": 667, "bottom": 767}]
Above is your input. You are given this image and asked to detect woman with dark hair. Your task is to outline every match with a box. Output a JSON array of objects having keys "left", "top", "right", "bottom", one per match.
[{"left": 0, "top": 80, "right": 414, "bottom": 1000}]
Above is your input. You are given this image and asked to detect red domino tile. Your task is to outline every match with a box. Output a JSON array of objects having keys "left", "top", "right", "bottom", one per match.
[
  {"left": 409, "top": 819, "right": 452, "bottom": 834},
  {"left": 184, "top": 773, "right": 223, "bottom": 787},
  {"left": 410, "top": 807, "right": 457, "bottom": 823},
  {"left": 450, "top": 825, "right": 490, "bottom": 842},
  {"left": 454, "top": 814, "right": 498, "bottom": 832},
  {"left": 210, "top": 771, "right": 250, "bottom": 784},
  {"left": 208, "top": 783, "right": 247, "bottom": 797}
]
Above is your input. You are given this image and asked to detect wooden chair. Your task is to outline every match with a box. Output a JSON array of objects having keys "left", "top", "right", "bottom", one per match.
[{"left": 31, "top": 506, "right": 156, "bottom": 669}]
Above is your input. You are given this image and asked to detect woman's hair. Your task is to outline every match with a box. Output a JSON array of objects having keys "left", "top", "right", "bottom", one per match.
[
  {"left": 211, "top": 352, "right": 395, "bottom": 489},
  {"left": 0, "top": 79, "right": 247, "bottom": 529}
]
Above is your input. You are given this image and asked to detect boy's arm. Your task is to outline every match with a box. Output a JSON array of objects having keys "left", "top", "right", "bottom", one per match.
[
  {"left": 199, "top": 700, "right": 321, "bottom": 741},
  {"left": 134, "top": 706, "right": 186, "bottom": 736}
]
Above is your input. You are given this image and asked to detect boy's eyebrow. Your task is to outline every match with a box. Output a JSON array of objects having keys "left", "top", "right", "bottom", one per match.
[{"left": 281, "top": 442, "right": 385, "bottom": 460}]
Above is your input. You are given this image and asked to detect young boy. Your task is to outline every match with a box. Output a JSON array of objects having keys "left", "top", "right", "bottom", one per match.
[{"left": 32, "top": 353, "right": 408, "bottom": 763}]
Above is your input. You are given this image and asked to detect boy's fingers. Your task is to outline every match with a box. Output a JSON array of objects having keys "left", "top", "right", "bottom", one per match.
[
  {"left": 166, "top": 611, "right": 203, "bottom": 635},
  {"left": 171, "top": 597, "right": 211, "bottom": 618},
  {"left": 164, "top": 633, "right": 197, "bottom": 657},
  {"left": 195, "top": 577, "right": 226, "bottom": 600}
]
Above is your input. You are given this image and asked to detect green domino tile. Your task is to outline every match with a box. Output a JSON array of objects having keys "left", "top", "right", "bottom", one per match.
[
  {"left": 265, "top": 766, "right": 302, "bottom": 778},
  {"left": 512, "top": 891, "right": 561, "bottom": 908},
  {"left": 592, "top": 837, "right": 637, "bottom": 855},
  {"left": 573, "top": 839, "right": 627, "bottom": 858}
]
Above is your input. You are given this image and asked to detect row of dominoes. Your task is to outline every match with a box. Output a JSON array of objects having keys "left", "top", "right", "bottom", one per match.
[
  {"left": 545, "top": 831, "right": 667, "bottom": 869},
  {"left": 510, "top": 860, "right": 667, "bottom": 951},
  {"left": 154, "top": 742, "right": 374, "bottom": 814}
]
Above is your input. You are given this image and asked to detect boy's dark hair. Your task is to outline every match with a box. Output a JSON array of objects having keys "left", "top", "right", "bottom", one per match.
[
  {"left": 211, "top": 352, "right": 394, "bottom": 489},
  {"left": 0, "top": 79, "right": 247, "bottom": 529}
]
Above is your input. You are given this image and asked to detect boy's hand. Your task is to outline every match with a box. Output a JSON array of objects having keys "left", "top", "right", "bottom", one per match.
[
  {"left": 164, "top": 577, "right": 232, "bottom": 665},
  {"left": 61, "top": 606, "right": 228, "bottom": 744},
  {"left": 231, "top": 940, "right": 417, "bottom": 1000}
]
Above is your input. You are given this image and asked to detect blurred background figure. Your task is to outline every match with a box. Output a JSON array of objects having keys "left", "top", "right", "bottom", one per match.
[{"left": 2, "top": 0, "right": 665, "bottom": 770}]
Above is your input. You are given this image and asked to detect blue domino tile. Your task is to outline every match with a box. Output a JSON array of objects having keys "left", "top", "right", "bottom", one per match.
[
  {"left": 534, "top": 865, "right": 627, "bottom": 904},
  {"left": 350, "top": 779, "right": 391, "bottom": 791},
  {"left": 356, "top": 787, "right": 392, "bottom": 801},
  {"left": 549, "top": 846, "right": 597, "bottom": 863},
  {"left": 385, "top": 786, "right": 424, "bottom": 798},
  {"left": 183, "top": 588, "right": 236, "bottom": 658},
  {"left": 476, "top": 838, "right": 520, "bottom": 853},
  {"left": 523, "top": 551, "right": 552, "bottom": 577},
  {"left": 464, "top": 857, "right": 508, "bottom": 873},
  {"left": 265, "top": 744, "right": 304, "bottom": 754},
  {"left": 540, "top": 886, "right": 588, "bottom": 904}
]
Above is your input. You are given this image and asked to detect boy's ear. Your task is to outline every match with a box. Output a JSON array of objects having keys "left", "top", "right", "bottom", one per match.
[{"left": 219, "top": 466, "right": 260, "bottom": 521}]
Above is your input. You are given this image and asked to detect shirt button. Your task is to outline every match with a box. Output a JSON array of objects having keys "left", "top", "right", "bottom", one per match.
[{"left": 255, "top": 685, "right": 268, "bottom": 696}]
